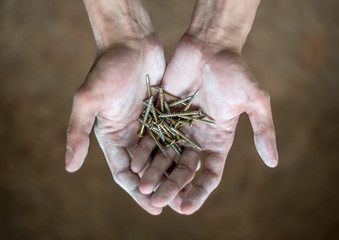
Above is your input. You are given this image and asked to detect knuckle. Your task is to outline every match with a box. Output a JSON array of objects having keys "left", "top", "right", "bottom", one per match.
[
  {"left": 201, "top": 168, "right": 221, "bottom": 190},
  {"left": 195, "top": 184, "right": 209, "bottom": 196},
  {"left": 113, "top": 171, "right": 122, "bottom": 184},
  {"left": 165, "top": 178, "right": 180, "bottom": 192},
  {"left": 262, "top": 89, "right": 271, "bottom": 102},
  {"left": 256, "top": 87, "right": 270, "bottom": 100},
  {"left": 260, "top": 88, "right": 270, "bottom": 102},
  {"left": 73, "top": 88, "right": 88, "bottom": 104},
  {"left": 113, "top": 169, "right": 131, "bottom": 189},
  {"left": 141, "top": 136, "right": 156, "bottom": 149},
  {"left": 73, "top": 87, "right": 97, "bottom": 106},
  {"left": 176, "top": 162, "right": 195, "bottom": 176},
  {"left": 253, "top": 87, "right": 271, "bottom": 107}
]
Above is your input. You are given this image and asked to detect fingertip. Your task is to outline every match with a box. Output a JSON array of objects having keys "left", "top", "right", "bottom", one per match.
[
  {"left": 150, "top": 195, "right": 167, "bottom": 208},
  {"left": 65, "top": 148, "right": 78, "bottom": 172},
  {"left": 254, "top": 133, "right": 279, "bottom": 169},
  {"left": 131, "top": 136, "right": 155, "bottom": 174},
  {"left": 65, "top": 145, "right": 86, "bottom": 172},
  {"left": 181, "top": 200, "right": 197, "bottom": 215},
  {"left": 131, "top": 153, "right": 146, "bottom": 174},
  {"left": 267, "top": 162, "right": 278, "bottom": 168},
  {"left": 65, "top": 165, "right": 78, "bottom": 173},
  {"left": 148, "top": 207, "right": 163, "bottom": 216},
  {"left": 65, "top": 160, "right": 81, "bottom": 173},
  {"left": 131, "top": 162, "right": 142, "bottom": 174},
  {"left": 138, "top": 182, "right": 154, "bottom": 195},
  {"left": 131, "top": 150, "right": 141, "bottom": 174},
  {"left": 266, "top": 155, "right": 279, "bottom": 168}
]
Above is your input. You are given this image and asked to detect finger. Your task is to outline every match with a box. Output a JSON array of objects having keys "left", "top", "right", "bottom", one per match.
[
  {"left": 65, "top": 89, "right": 97, "bottom": 172},
  {"left": 168, "top": 183, "right": 193, "bottom": 214},
  {"left": 137, "top": 157, "right": 152, "bottom": 178},
  {"left": 131, "top": 135, "right": 157, "bottom": 173},
  {"left": 246, "top": 89, "right": 278, "bottom": 168},
  {"left": 102, "top": 143, "right": 162, "bottom": 215},
  {"left": 151, "top": 148, "right": 200, "bottom": 208},
  {"left": 138, "top": 148, "right": 176, "bottom": 195},
  {"left": 181, "top": 152, "right": 226, "bottom": 215}
]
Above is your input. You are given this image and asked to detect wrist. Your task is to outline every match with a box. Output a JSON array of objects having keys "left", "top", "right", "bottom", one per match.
[
  {"left": 186, "top": 0, "right": 261, "bottom": 52},
  {"left": 83, "top": 0, "right": 154, "bottom": 51}
]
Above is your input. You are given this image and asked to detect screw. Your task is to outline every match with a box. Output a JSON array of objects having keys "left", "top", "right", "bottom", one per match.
[
  {"left": 157, "top": 124, "right": 166, "bottom": 142},
  {"left": 159, "top": 88, "right": 164, "bottom": 112},
  {"left": 164, "top": 101, "right": 171, "bottom": 114},
  {"left": 150, "top": 105, "right": 159, "bottom": 123},
  {"left": 146, "top": 75, "right": 152, "bottom": 98},
  {"left": 139, "top": 76, "right": 214, "bottom": 156},
  {"left": 170, "top": 141, "right": 181, "bottom": 155},
  {"left": 148, "top": 130, "right": 167, "bottom": 156},
  {"left": 164, "top": 135, "right": 174, "bottom": 144},
  {"left": 160, "top": 122, "right": 172, "bottom": 138},
  {"left": 162, "top": 121, "right": 176, "bottom": 136},
  {"left": 138, "top": 118, "right": 150, "bottom": 129},
  {"left": 192, "top": 118, "right": 215, "bottom": 125},
  {"left": 138, "top": 95, "right": 153, "bottom": 137},
  {"left": 183, "top": 90, "right": 200, "bottom": 111},
  {"left": 152, "top": 87, "right": 180, "bottom": 101},
  {"left": 174, "top": 120, "right": 189, "bottom": 128},
  {"left": 173, "top": 142, "right": 182, "bottom": 153},
  {"left": 158, "top": 110, "right": 202, "bottom": 118},
  {"left": 168, "top": 95, "right": 192, "bottom": 107},
  {"left": 170, "top": 127, "right": 202, "bottom": 151}
]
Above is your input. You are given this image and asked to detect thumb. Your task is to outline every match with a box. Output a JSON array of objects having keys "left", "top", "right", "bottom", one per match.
[
  {"left": 247, "top": 88, "right": 278, "bottom": 168},
  {"left": 65, "top": 89, "right": 97, "bottom": 172}
]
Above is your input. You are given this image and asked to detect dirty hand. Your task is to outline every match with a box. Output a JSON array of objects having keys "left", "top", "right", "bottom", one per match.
[
  {"left": 65, "top": 0, "right": 166, "bottom": 215},
  {"left": 132, "top": 0, "right": 278, "bottom": 215}
]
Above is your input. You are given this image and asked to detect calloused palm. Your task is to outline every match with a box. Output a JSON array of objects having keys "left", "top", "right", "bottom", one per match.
[
  {"left": 65, "top": 36, "right": 166, "bottom": 215},
  {"left": 131, "top": 34, "right": 278, "bottom": 215}
]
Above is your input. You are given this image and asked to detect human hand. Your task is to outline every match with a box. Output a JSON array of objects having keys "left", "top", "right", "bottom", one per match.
[
  {"left": 154, "top": 35, "right": 278, "bottom": 214},
  {"left": 65, "top": 0, "right": 166, "bottom": 215},
  {"left": 132, "top": 0, "right": 278, "bottom": 215}
]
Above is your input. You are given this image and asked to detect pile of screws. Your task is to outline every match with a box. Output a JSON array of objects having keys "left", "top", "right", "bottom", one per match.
[{"left": 138, "top": 75, "right": 215, "bottom": 155}]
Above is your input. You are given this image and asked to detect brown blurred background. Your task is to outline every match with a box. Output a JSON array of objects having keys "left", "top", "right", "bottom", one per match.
[{"left": 1, "top": 0, "right": 338, "bottom": 239}]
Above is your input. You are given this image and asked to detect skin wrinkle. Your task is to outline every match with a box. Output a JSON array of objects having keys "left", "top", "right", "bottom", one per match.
[
  {"left": 200, "top": 131, "right": 235, "bottom": 151},
  {"left": 161, "top": 178, "right": 181, "bottom": 194},
  {"left": 84, "top": 0, "right": 154, "bottom": 52},
  {"left": 114, "top": 167, "right": 140, "bottom": 191},
  {"left": 188, "top": 0, "right": 261, "bottom": 52},
  {"left": 175, "top": 162, "right": 196, "bottom": 178},
  {"left": 186, "top": 184, "right": 209, "bottom": 201}
]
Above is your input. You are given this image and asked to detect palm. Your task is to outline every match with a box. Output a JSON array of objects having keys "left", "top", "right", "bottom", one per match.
[
  {"left": 91, "top": 45, "right": 162, "bottom": 151},
  {"left": 66, "top": 37, "right": 166, "bottom": 215},
  {"left": 170, "top": 39, "right": 275, "bottom": 148},
  {"left": 163, "top": 46, "right": 251, "bottom": 154},
  {"left": 132, "top": 35, "right": 278, "bottom": 214}
]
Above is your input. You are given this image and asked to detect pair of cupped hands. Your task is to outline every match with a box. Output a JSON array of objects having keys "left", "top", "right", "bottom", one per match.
[{"left": 65, "top": 33, "right": 278, "bottom": 215}]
